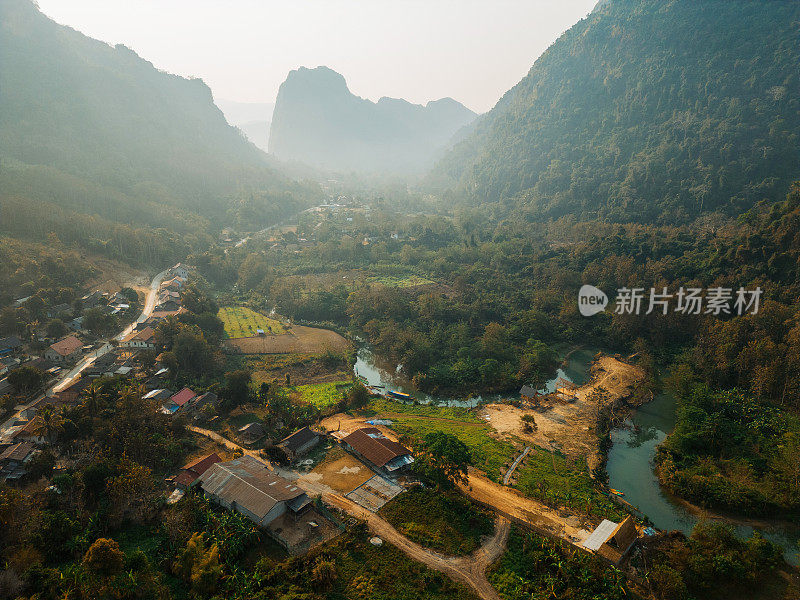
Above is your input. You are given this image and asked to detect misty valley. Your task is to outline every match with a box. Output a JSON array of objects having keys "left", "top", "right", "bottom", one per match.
[{"left": 1, "top": 1, "right": 799, "bottom": 599}]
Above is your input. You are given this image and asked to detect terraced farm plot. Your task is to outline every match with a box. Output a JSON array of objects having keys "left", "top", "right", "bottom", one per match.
[
  {"left": 367, "top": 274, "right": 436, "bottom": 288},
  {"left": 218, "top": 306, "right": 286, "bottom": 339},
  {"left": 224, "top": 324, "right": 349, "bottom": 354}
]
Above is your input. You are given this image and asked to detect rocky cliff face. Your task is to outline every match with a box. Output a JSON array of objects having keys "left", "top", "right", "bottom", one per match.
[{"left": 268, "top": 66, "right": 477, "bottom": 174}]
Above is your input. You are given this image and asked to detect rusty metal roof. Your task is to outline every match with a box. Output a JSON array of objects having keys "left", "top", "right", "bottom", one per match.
[
  {"left": 49, "top": 335, "right": 83, "bottom": 356},
  {"left": 182, "top": 452, "right": 221, "bottom": 475},
  {"left": 197, "top": 455, "right": 306, "bottom": 520},
  {"left": 342, "top": 427, "right": 411, "bottom": 468},
  {"left": 0, "top": 442, "right": 34, "bottom": 462}
]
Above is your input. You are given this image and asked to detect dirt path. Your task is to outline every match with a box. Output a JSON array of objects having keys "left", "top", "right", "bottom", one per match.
[
  {"left": 187, "top": 426, "right": 265, "bottom": 460},
  {"left": 188, "top": 424, "right": 510, "bottom": 599},
  {"left": 461, "top": 469, "right": 591, "bottom": 547},
  {"left": 502, "top": 446, "right": 530, "bottom": 485},
  {"left": 325, "top": 492, "right": 510, "bottom": 600},
  {"left": 481, "top": 355, "right": 645, "bottom": 471}
]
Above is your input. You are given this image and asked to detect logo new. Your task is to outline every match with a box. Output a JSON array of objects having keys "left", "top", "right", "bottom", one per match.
[{"left": 578, "top": 285, "right": 608, "bottom": 316}]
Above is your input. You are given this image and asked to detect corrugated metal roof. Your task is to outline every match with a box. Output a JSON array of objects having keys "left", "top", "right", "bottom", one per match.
[
  {"left": 197, "top": 455, "right": 306, "bottom": 520},
  {"left": 170, "top": 387, "right": 197, "bottom": 407},
  {"left": 0, "top": 442, "right": 34, "bottom": 462},
  {"left": 583, "top": 519, "right": 618, "bottom": 551},
  {"left": 49, "top": 335, "right": 83, "bottom": 356},
  {"left": 342, "top": 428, "right": 411, "bottom": 467},
  {"left": 183, "top": 452, "right": 221, "bottom": 475},
  {"left": 279, "top": 426, "right": 318, "bottom": 452}
]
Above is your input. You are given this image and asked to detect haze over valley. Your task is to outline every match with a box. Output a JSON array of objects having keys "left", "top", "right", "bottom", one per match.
[{"left": 1, "top": 2, "right": 799, "bottom": 599}]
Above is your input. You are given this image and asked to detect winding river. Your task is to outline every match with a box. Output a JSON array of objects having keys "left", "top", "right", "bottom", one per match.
[{"left": 354, "top": 345, "right": 799, "bottom": 564}]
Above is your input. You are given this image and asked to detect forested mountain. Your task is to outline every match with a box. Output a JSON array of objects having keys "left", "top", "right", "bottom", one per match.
[
  {"left": 432, "top": 0, "right": 800, "bottom": 223},
  {"left": 269, "top": 66, "right": 477, "bottom": 174},
  {"left": 0, "top": 0, "right": 316, "bottom": 265}
]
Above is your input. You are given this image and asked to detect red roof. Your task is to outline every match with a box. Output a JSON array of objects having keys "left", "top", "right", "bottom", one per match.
[
  {"left": 176, "top": 452, "right": 222, "bottom": 487},
  {"left": 170, "top": 387, "right": 197, "bottom": 407},
  {"left": 183, "top": 452, "right": 222, "bottom": 474},
  {"left": 49, "top": 335, "right": 83, "bottom": 357}
]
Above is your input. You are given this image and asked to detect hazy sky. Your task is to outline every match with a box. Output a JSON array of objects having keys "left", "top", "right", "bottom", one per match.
[{"left": 36, "top": 0, "right": 597, "bottom": 114}]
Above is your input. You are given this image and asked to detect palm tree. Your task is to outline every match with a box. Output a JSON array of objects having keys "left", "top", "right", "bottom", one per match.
[
  {"left": 36, "top": 403, "right": 62, "bottom": 445},
  {"left": 81, "top": 381, "right": 102, "bottom": 418}
]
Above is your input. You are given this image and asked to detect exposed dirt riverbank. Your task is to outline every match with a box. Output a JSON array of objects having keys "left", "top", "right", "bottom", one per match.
[{"left": 480, "top": 355, "right": 645, "bottom": 472}]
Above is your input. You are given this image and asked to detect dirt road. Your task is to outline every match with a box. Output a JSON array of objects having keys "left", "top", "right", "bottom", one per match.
[
  {"left": 461, "top": 469, "right": 591, "bottom": 547},
  {"left": 187, "top": 426, "right": 266, "bottom": 460},
  {"left": 325, "top": 492, "right": 510, "bottom": 600}
]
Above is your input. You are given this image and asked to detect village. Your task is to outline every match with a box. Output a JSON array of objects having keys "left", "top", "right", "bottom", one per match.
[{"left": 0, "top": 261, "right": 662, "bottom": 600}]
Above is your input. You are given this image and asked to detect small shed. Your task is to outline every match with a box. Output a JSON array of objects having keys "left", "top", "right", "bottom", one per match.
[
  {"left": 278, "top": 426, "right": 320, "bottom": 460},
  {"left": 238, "top": 421, "right": 267, "bottom": 444},
  {"left": 583, "top": 515, "right": 638, "bottom": 566},
  {"left": 175, "top": 453, "right": 222, "bottom": 489}
]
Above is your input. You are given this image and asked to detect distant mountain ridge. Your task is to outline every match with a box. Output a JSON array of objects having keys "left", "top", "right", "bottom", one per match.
[
  {"left": 269, "top": 66, "right": 477, "bottom": 174},
  {"left": 431, "top": 0, "right": 800, "bottom": 223},
  {"left": 217, "top": 99, "right": 274, "bottom": 152}
]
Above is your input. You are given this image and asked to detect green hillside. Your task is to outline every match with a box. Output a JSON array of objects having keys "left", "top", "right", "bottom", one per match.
[
  {"left": 432, "top": 0, "right": 800, "bottom": 223},
  {"left": 0, "top": 0, "right": 317, "bottom": 265}
]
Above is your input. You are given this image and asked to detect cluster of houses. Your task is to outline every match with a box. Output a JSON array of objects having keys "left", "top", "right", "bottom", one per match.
[
  {"left": 152, "top": 264, "right": 189, "bottom": 317},
  {"left": 166, "top": 421, "right": 415, "bottom": 552},
  {"left": 0, "top": 264, "right": 194, "bottom": 481}
]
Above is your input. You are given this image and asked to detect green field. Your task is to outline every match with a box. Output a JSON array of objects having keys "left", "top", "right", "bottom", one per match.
[
  {"left": 369, "top": 397, "right": 481, "bottom": 422},
  {"left": 290, "top": 381, "right": 352, "bottom": 408},
  {"left": 367, "top": 399, "right": 515, "bottom": 480},
  {"left": 218, "top": 306, "right": 286, "bottom": 339}
]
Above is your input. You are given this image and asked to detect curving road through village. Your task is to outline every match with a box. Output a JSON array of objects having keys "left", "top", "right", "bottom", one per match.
[{"left": 1, "top": 268, "right": 169, "bottom": 438}]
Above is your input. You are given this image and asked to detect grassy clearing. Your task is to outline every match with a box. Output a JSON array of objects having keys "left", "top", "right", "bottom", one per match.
[
  {"left": 218, "top": 306, "right": 285, "bottom": 338},
  {"left": 365, "top": 397, "right": 514, "bottom": 479},
  {"left": 290, "top": 381, "right": 352, "bottom": 408},
  {"left": 380, "top": 487, "right": 494, "bottom": 556},
  {"left": 394, "top": 419, "right": 514, "bottom": 481},
  {"left": 368, "top": 274, "right": 436, "bottom": 288},
  {"left": 514, "top": 447, "right": 627, "bottom": 521}
]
